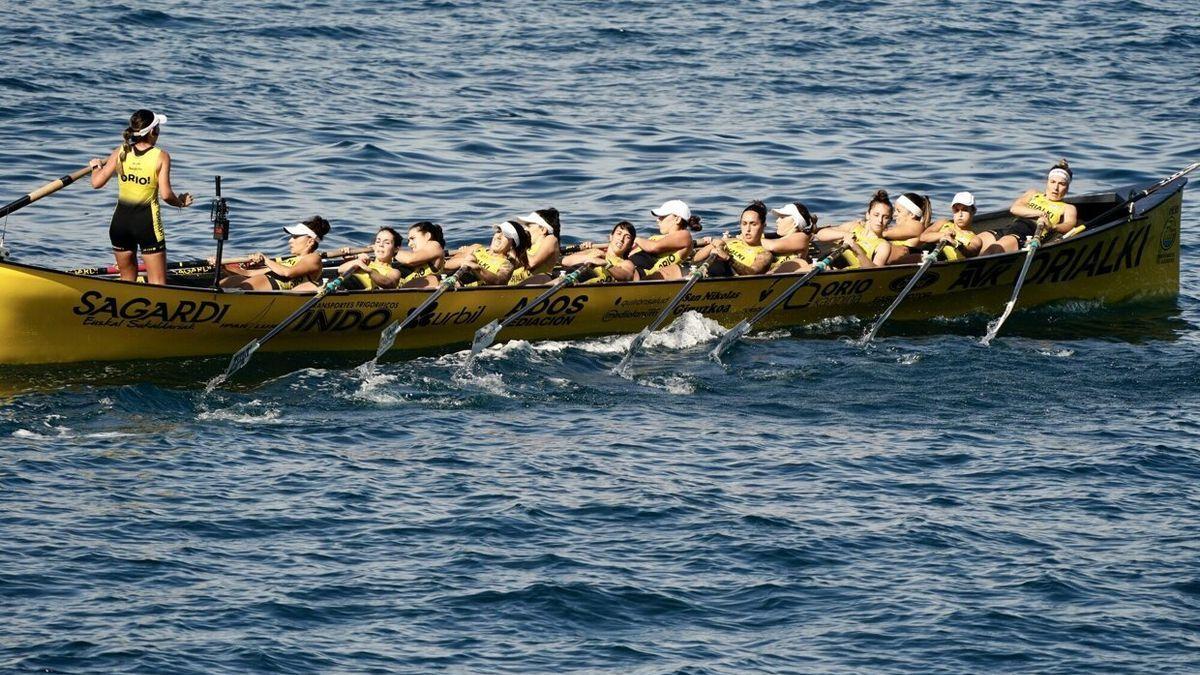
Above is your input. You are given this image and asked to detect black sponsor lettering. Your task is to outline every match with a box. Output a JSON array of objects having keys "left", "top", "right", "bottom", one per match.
[
  {"left": 73, "top": 290, "right": 102, "bottom": 315},
  {"left": 119, "top": 298, "right": 150, "bottom": 320},
  {"left": 1032, "top": 248, "right": 1078, "bottom": 285},
  {"left": 168, "top": 301, "right": 198, "bottom": 323},
  {"left": 1096, "top": 237, "right": 1119, "bottom": 274},
  {"left": 948, "top": 261, "right": 1013, "bottom": 291},
  {"left": 1067, "top": 240, "right": 1105, "bottom": 281},
  {"left": 73, "top": 292, "right": 231, "bottom": 326}
]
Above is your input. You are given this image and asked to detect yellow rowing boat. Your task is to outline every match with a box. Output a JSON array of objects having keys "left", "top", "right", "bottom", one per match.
[{"left": 0, "top": 179, "right": 1184, "bottom": 365}]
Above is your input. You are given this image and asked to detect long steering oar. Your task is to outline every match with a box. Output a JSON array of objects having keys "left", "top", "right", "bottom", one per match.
[
  {"left": 979, "top": 230, "right": 1045, "bottom": 346},
  {"left": 859, "top": 248, "right": 939, "bottom": 344},
  {"left": 0, "top": 164, "right": 95, "bottom": 220},
  {"left": 357, "top": 268, "right": 468, "bottom": 377},
  {"left": 614, "top": 259, "right": 712, "bottom": 375},
  {"left": 467, "top": 265, "right": 588, "bottom": 361},
  {"left": 206, "top": 269, "right": 357, "bottom": 390},
  {"left": 710, "top": 245, "right": 846, "bottom": 361}
]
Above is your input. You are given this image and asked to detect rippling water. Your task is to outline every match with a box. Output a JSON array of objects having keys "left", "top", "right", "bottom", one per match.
[{"left": 3, "top": 1, "right": 1200, "bottom": 672}]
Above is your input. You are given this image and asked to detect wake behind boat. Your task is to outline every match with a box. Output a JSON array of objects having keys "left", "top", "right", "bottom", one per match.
[{"left": 0, "top": 176, "right": 1185, "bottom": 367}]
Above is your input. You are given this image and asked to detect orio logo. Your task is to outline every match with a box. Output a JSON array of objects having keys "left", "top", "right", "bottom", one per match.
[
  {"left": 120, "top": 173, "right": 151, "bottom": 185},
  {"left": 888, "top": 271, "right": 939, "bottom": 293}
]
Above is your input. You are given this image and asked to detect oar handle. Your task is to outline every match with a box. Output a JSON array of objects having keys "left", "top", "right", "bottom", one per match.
[{"left": 0, "top": 164, "right": 95, "bottom": 220}]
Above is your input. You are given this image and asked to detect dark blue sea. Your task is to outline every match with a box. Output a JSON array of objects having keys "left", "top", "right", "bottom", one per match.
[{"left": 3, "top": 1, "right": 1200, "bottom": 672}]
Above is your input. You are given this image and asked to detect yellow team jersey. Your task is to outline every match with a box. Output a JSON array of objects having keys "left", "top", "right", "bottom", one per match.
[
  {"left": 585, "top": 253, "right": 626, "bottom": 284},
  {"left": 350, "top": 260, "right": 396, "bottom": 290},
  {"left": 509, "top": 239, "right": 558, "bottom": 286},
  {"left": 117, "top": 146, "right": 161, "bottom": 205},
  {"left": 725, "top": 239, "right": 766, "bottom": 274},
  {"left": 936, "top": 222, "right": 977, "bottom": 261},
  {"left": 269, "top": 255, "right": 321, "bottom": 290},
  {"left": 401, "top": 258, "right": 440, "bottom": 284},
  {"left": 841, "top": 224, "right": 886, "bottom": 269},
  {"left": 633, "top": 234, "right": 690, "bottom": 274},
  {"left": 1026, "top": 192, "right": 1067, "bottom": 226}
]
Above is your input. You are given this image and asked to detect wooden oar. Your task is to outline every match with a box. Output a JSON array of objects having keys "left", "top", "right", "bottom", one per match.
[
  {"left": 357, "top": 268, "right": 468, "bottom": 376},
  {"left": 0, "top": 165, "right": 94, "bottom": 220},
  {"left": 66, "top": 246, "right": 372, "bottom": 277},
  {"left": 206, "top": 269, "right": 358, "bottom": 390},
  {"left": 859, "top": 248, "right": 939, "bottom": 344},
  {"left": 614, "top": 259, "right": 712, "bottom": 375},
  {"left": 710, "top": 245, "right": 846, "bottom": 361},
  {"left": 467, "top": 264, "right": 588, "bottom": 361}
]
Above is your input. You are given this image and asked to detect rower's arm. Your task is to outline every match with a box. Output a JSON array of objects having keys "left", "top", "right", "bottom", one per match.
[
  {"left": 89, "top": 148, "right": 119, "bottom": 189},
  {"left": 395, "top": 244, "right": 445, "bottom": 269},
  {"left": 475, "top": 261, "right": 514, "bottom": 286},
  {"left": 1053, "top": 204, "right": 1079, "bottom": 233},
  {"left": 735, "top": 250, "right": 773, "bottom": 275},
  {"left": 635, "top": 231, "right": 690, "bottom": 253},
  {"left": 264, "top": 253, "right": 322, "bottom": 279},
  {"left": 527, "top": 235, "right": 560, "bottom": 270},
  {"left": 607, "top": 260, "right": 638, "bottom": 282},
  {"left": 1009, "top": 189, "right": 1041, "bottom": 220},
  {"left": 813, "top": 223, "right": 852, "bottom": 243},
  {"left": 562, "top": 249, "right": 604, "bottom": 266},
  {"left": 918, "top": 221, "right": 952, "bottom": 244},
  {"left": 761, "top": 232, "right": 810, "bottom": 255},
  {"left": 157, "top": 150, "right": 192, "bottom": 208}
]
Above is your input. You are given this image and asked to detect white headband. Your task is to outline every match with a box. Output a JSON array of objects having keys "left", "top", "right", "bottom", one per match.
[
  {"left": 284, "top": 222, "right": 322, "bottom": 241},
  {"left": 133, "top": 113, "right": 167, "bottom": 138},
  {"left": 495, "top": 221, "right": 521, "bottom": 246},
  {"left": 894, "top": 194, "right": 923, "bottom": 218},
  {"left": 1048, "top": 168, "right": 1071, "bottom": 183}
]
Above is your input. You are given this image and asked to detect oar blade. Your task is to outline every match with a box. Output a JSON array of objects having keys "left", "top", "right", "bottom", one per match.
[
  {"left": 375, "top": 320, "right": 403, "bottom": 361},
  {"left": 209, "top": 339, "right": 261, "bottom": 390},
  {"left": 614, "top": 328, "right": 651, "bottom": 375},
  {"left": 470, "top": 320, "right": 502, "bottom": 357},
  {"left": 710, "top": 320, "right": 750, "bottom": 362}
]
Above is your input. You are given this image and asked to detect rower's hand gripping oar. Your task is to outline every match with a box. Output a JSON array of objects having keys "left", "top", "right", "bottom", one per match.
[
  {"left": 615, "top": 259, "right": 712, "bottom": 375},
  {"left": 859, "top": 248, "right": 940, "bottom": 344},
  {"left": 357, "top": 268, "right": 468, "bottom": 377},
  {"left": 0, "top": 164, "right": 95, "bottom": 221},
  {"left": 207, "top": 268, "right": 358, "bottom": 390},
  {"left": 468, "top": 264, "right": 588, "bottom": 359},
  {"left": 710, "top": 245, "right": 847, "bottom": 361},
  {"left": 67, "top": 246, "right": 373, "bottom": 277}
]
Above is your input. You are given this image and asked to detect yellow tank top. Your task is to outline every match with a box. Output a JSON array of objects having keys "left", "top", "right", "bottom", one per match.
[
  {"left": 1027, "top": 192, "right": 1067, "bottom": 226},
  {"left": 270, "top": 255, "right": 321, "bottom": 289},
  {"left": 508, "top": 239, "right": 558, "bottom": 286},
  {"left": 350, "top": 260, "right": 395, "bottom": 290},
  {"left": 585, "top": 253, "right": 625, "bottom": 284},
  {"left": 841, "top": 224, "right": 885, "bottom": 269},
  {"left": 633, "top": 234, "right": 690, "bottom": 274},
  {"left": 937, "top": 222, "right": 977, "bottom": 261},
  {"left": 401, "top": 258, "right": 439, "bottom": 284},
  {"left": 725, "top": 239, "right": 766, "bottom": 274},
  {"left": 117, "top": 146, "right": 161, "bottom": 205}
]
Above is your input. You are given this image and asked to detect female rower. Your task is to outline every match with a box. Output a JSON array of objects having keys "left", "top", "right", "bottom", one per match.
[
  {"left": 443, "top": 220, "right": 531, "bottom": 286},
  {"left": 917, "top": 191, "right": 982, "bottom": 261},
  {"left": 693, "top": 200, "right": 773, "bottom": 276},
  {"left": 511, "top": 208, "right": 562, "bottom": 285},
  {"left": 883, "top": 192, "right": 932, "bottom": 263},
  {"left": 813, "top": 190, "right": 893, "bottom": 269},
  {"left": 394, "top": 221, "right": 446, "bottom": 288},
  {"left": 977, "top": 159, "right": 1079, "bottom": 255},
  {"left": 764, "top": 201, "right": 818, "bottom": 273},
  {"left": 629, "top": 199, "right": 702, "bottom": 280},
  {"left": 296, "top": 226, "right": 402, "bottom": 292},
  {"left": 219, "top": 217, "right": 331, "bottom": 291},
  {"left": 88, "top": 109, "right": 194, "bottom": 285},
  {"left": 562, "top": 220, "right": 639, "bottom": 283}
]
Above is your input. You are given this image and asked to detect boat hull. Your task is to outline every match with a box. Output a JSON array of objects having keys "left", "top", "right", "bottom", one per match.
[{"left": 0, "top": 182, "right": 1183, "bottom": 365}]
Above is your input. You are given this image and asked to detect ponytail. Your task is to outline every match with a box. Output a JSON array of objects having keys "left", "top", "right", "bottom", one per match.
[
  {"left": 411, "top": 221, "right": 446, "bottom": 248},
  {"left": 684, "top": 215, "right": 703, "bottom": 232},
  {"left": 867, "top": 189, "right": 891, "bottom": 217},
  {"left": 120, "top": 109, "right": 156, "bottom": 162}
]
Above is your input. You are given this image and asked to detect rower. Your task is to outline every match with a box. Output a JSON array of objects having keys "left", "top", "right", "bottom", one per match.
[
  {"left": 630, "top": 199, "right": 702, "bottom": 280},
  {"left": 510, "top": 208, "right": 561, "bottom": 285},
  {"left": 296, "top": 226, "right": 402, "bottom": 292},
  {"left": 763, "top": 201, "right": 818, "bottom": 274},
  {"left": 813, "top": 190, "right": 893, "bottom": 269},
  {"left": 693, "top": 200, "right": 773, "bottom": 276},
  {"left": 562, "top": 221, "right": 640, "bottom": 283},
  {"left": 443, "top": 220, "right": 530, "bottom": 286},
  {"left": 88, "top": 109, "right": 194, "bottom": 285},
  {"left": 219, "top": 216, "right": 331, "bottom": 291},
  {"left": 917, "top": 191, "right": 982, "bottom": 260},
  {"left": 395, "top": 221, "right": 446, "bottom": 288},
  {"left": 977, "top": 159, "right": 1079, "bottom": 255},
  {"left": 884, "top": 192, "right": 933, "bottom": 263}
]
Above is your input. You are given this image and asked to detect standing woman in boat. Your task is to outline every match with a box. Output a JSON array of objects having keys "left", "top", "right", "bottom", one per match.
[
  {"left": 510, "top": 208, "right": 562, "bottom": 285},
  {"left": 395, "top": 221, "right": 446, "bottom": 288},
  {"left": 218, "top": 217, "right": 330, "bottom": 291},
  {"left": 813, "top": 190, "right": 893, "bottom": 269},
  {"left": 882, "top": 192, "right": 932, "bottom": 263},
  {"left": 764, "top": 201, "right": 818, "bottom": 273},
  {"left": 917, "top": 191, "right": 982, "bottom": 260},
  {"left": 88, "top": 109, "right": 193, "bottom": 285},
  {"left": 562, "top": 220, "right": 640, "bottom": 283},
  {"left": 630, "top": 199, "right": 702, "bottom": 280},
  {"left": 977, "top": 159, "right": 1079, "bottom": 255},
  {"left": 692, "top": 200, "right": 773, "bottom": 276},
  {"left": 443, "top": 220, "right": 531, "bottom": 286}
]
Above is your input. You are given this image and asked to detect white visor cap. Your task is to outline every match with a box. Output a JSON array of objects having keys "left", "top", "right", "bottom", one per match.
[{"left": 650, "top": 199, "right": 691, "bottom": 221}]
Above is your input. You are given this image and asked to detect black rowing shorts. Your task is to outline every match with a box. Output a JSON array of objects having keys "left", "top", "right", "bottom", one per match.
[{"left": 110, "top": 201, "right": 165, "bottom": 254}]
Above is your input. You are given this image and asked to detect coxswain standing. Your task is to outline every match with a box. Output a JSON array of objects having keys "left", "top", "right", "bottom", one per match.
[{"left": 89, "top": 109, "right": 193, "bottom": 285}]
